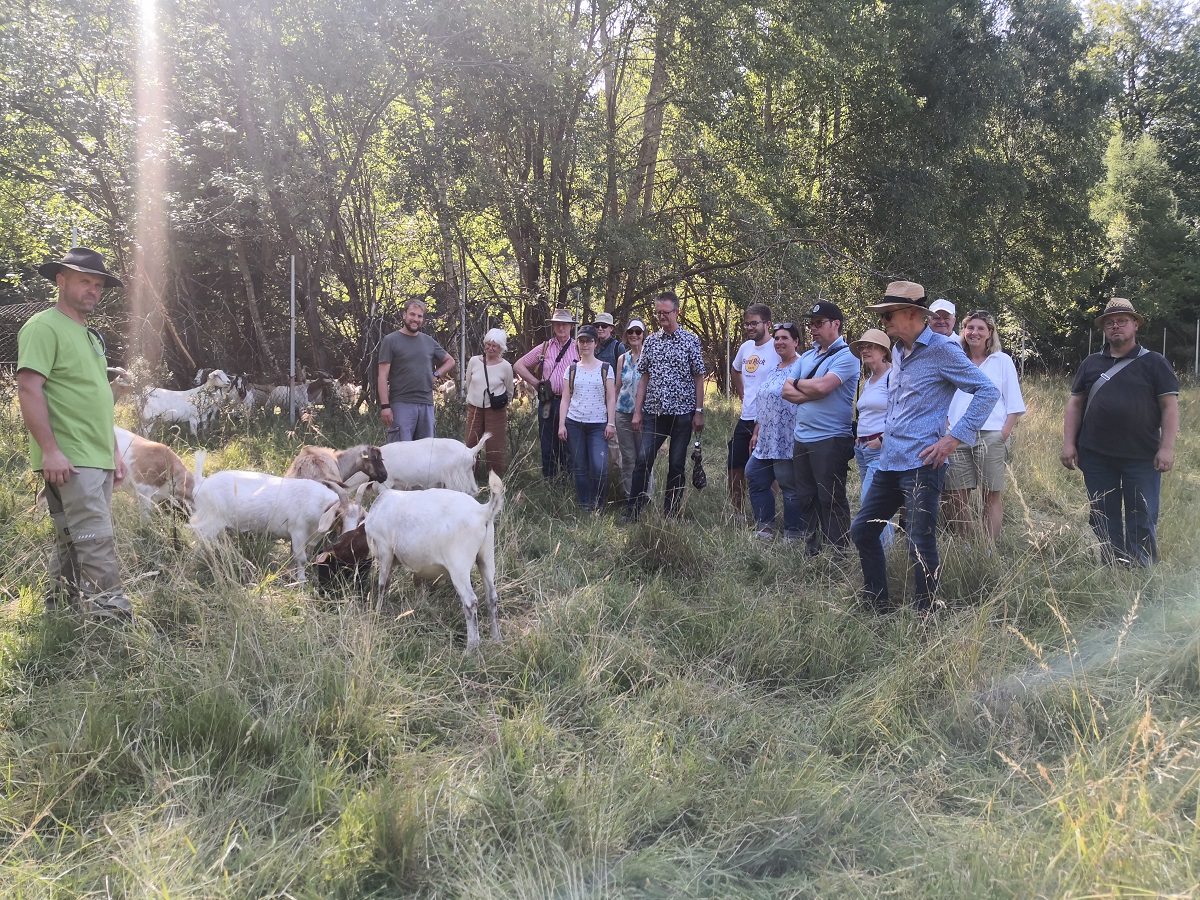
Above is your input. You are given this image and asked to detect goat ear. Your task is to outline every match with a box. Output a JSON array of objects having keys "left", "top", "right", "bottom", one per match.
[{"left": 317, "top": 501, "right": 340, "bottom": 533}]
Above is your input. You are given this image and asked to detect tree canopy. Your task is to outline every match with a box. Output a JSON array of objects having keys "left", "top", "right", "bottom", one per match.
[{"left": 1, "top": 0, "right": 1197, "bottom": 382}]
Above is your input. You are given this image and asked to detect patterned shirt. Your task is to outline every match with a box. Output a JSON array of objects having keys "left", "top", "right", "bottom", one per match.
[
  {"left": 879, "top": 326, "right": 1000, "bottom": 472},
  {"left": 616, "top": 350, "right": 641, "bottom": 414},
  {"left": 565, "top": 363, "right": 614, "bottom": 424},
  {"left": 516, "top": 336, "right": 579, "bottom": 397},
  {"left": 752, "top": 359, "right": 803, "bottom": 460},
  {"left": 637, "top": 327, "right": 705, "bottom": 415}
]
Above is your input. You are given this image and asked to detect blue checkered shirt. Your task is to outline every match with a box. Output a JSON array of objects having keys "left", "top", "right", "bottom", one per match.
[{"left": 880, "top": 327, "right": 1001, "bottom": 472}]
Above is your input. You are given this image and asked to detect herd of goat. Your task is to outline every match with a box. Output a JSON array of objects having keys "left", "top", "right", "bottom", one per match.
[{"left": 106, "top": 367, "right": 502, "bottom": 652}]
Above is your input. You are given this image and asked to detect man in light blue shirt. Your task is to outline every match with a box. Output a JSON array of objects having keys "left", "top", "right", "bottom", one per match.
[
  {"left": 850, "top": 281, "right": 1000, "bottom": 613},
  {"left": 782, "top": 301, "right": 859, "bottom": 554}
]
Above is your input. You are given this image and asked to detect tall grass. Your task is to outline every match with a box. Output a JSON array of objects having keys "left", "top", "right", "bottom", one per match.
[{"left": 0, "top": 376, "right": 1198, "bottom": 897}]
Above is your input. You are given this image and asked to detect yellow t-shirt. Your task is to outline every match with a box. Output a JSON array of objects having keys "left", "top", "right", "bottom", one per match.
[{"left": 17, "top": 308, "right": 115, "bottom": 471}]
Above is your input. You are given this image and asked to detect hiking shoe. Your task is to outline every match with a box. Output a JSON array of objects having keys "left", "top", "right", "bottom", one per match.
[{"left": 85, "top": 594, "right": 134, "bottom": 621}]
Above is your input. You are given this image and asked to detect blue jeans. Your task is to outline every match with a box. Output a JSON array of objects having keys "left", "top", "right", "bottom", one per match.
[
  {"left": 851, "top": 465, "right": 944, "bottom": 612},
  {"left": 537, "top": 397, "right": 572, "bottom": 478},
  {"left": 1077, "top": 450, "right": 1160, "bottom": 566},
  {"left": 745, "top": 455, "right": 803, "bottom": 537},
  {"left": 854, "top": 444, "right": 895, "bottom": 549},
  {"left": 628, "top": 412, "right": 693, "bottom": 518},
  {"left": 566, "top": 419, "right": 609, "bottom": 510}
]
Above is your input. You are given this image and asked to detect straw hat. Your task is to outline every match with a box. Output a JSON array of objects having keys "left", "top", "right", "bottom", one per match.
[
  {"left": 849, "top": 328, "right": 892, "bottom": 358},
  {"left": 546, "top": 308, "right": 577, "bottom": 325},
  {"left": 1094, "top": 297, "right": 1144, "bottom": 329},
  {"left": 591, "top": 312, "right": 615, "bottom": 326},
  {"left": 867, "top": 280, "right": 926, "bottom": 313}
]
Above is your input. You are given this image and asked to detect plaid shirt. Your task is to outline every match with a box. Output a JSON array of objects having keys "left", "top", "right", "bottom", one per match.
[{"left": 637, "top": 327, "right": 705, "bottom": 415}]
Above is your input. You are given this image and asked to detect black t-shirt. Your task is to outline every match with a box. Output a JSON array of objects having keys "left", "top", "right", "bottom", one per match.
[{"left": 1070, "top": 344, "right": 1179, "bottom": 459}]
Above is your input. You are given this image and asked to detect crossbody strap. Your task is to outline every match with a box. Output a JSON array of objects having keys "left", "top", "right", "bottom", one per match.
[
  {"left": 1084, "top": 347, "right": 1147, "bottom": 417},
  {"left": 803, "top": 344, "right": 849, "bottom": 381}
]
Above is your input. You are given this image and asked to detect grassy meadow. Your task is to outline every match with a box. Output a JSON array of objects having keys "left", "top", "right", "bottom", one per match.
[{"left": 0, "top": 374, "right": 1198, "bottom": 898}]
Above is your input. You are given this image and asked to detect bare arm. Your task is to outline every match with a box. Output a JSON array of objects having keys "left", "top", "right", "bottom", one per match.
[
  {"left": 781, "top": 372, "right": 842, "bottom": 403},
  {"left": 614, "top": 352, "right": 625, "bottom": 398},
  {"left": 17, "top": 369, "right": 76, "bottom": 484},
  {"left": 558, "top": 374, "right": 573, "bottom": 439},
  {"left": 377, "top": 362, "right": 393, "bottom": 427},
  {"left": 435, "top": 353, "right": 456, "bottom": 377},
  {"left": 632, "top": 373, "right": 648, "bottom": 431},
  {"left": 731, "top": 368, "right": 744, "bottom": 401},
  {"left": 1155, "top": 394, "right": 1179, "bottom": 473},
  {"left": 513, "top": 349, "right": 540, "bottom": 389},
  {"left": 692, "top": 374, "right": 705, "bottom": 433},
  {"left": 605, "top": 371, "right": 617, "bottom": 438},
  {"left": 1061, "top": 393, "right": 1084, "bottom": 470}
]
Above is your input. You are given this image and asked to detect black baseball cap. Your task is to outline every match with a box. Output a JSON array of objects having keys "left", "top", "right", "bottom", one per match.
[{"left": 802, "top": 301, "right": 844, "bottom": 322}]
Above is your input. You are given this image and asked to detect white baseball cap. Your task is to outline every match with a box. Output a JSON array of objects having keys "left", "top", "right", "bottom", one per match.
[{"left": 928, "top": 298, "right": 956, "bottom": 317}]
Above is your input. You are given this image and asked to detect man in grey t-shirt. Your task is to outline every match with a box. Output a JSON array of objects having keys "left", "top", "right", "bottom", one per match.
[{"left": 377, "top": 299, "right": 456, "bottom": 442}]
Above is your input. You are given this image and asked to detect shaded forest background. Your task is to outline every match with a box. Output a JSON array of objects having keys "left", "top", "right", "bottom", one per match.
[{"left": 1, "top": 0, "right": 1197, "bottom": 391}]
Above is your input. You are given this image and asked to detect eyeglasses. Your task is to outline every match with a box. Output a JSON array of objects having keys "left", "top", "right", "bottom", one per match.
[
  {"left": 87, "top": 327, "right": 106, "bottom": 357},
  {"left": 655, "top": 309, "right": 675, "bottom": 318},
  {"left": 743, "top": 320, "right": 763, "bottom": 328},
  {"left": 808, "top": 318, "right": 828, "bottom": 328},
  {"left": 1104, "top": 317, "right": 1134, "bottom": 328},
  {"left": 626, "top": 328, "right": 644, "bottom": 335}
]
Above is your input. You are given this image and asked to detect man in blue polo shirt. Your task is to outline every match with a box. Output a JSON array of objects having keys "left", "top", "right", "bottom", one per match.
[
  {"left": 782, "top": 301, "right": 859, "bottom": 555},
  {"left": 850, "top": 281, "right": 999, "bottom": 613}
]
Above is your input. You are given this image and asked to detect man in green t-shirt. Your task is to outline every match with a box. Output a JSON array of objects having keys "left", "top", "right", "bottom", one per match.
[{"left": 17, "top": 247, "right": 133, "bottom": 620}]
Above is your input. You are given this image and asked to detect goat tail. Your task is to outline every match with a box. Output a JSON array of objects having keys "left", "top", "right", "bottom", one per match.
[
  {"left": 484, "top": 470, "right": 506, "bottom": 523},
  {"left": 192, "top": 449, "right": 208, "bottom": 489},
  {"left": 471, "top": 433, "right": 492, "bottom": 458}
]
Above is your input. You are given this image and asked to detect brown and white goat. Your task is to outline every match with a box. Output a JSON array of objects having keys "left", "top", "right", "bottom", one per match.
[
  {"left": 284, "top": 444, "right": 387, "bottom": 485},
  {"left": 114, "top": 426, "right": 206, "bottom": 514}
]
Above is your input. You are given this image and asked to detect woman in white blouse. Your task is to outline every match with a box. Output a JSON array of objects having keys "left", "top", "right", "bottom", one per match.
[
  {"left": 464, "top": 327, "right": 515, "bottom": 475},
  {"left": 850, "top": 328, "right": 894, "bottom": 549},
  {"left": 945, "top": 310, "right": 1026, "bottom": 542}
]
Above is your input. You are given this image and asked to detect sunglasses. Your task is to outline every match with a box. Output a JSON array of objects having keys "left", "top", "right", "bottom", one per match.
[
  {"left": 879, "top": 311, "right": 896, "bottom": 322},
  {"left": 965, "top": 310, "right": 995, "bottom": 322},
  {"left": 626, "top": 328, "right": 644, "bottom": 335}
]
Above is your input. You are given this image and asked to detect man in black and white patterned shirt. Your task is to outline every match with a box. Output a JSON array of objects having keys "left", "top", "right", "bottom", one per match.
[{"left": 623, "top": 291, "right": 706, "bottom": 521}]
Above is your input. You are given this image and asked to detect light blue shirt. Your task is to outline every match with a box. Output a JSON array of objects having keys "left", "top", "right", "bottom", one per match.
[
  {"left": 792, "top": 337, "right": 860, "bottom": 442},
  {"left": 879, "top": 327, "right": 1001, "bottom": 472}
]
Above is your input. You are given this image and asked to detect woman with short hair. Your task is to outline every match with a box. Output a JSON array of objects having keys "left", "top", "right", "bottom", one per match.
[
  {"left": 464, "top": 327, "right": 514, "bottom": 475},
  {"left": 945, "top": 310, "right": 1026, "bottom": 542}
]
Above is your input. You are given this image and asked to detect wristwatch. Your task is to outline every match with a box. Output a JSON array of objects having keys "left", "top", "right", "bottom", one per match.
[{"left": 695, "top": 407, "right": 704, "bottom": 413}]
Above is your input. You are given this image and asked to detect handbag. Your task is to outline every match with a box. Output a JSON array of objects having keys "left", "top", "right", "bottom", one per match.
[
  {"left": 535, "top": 338, "right": 573, "bottom": 404},
  {"left": 483, "top": 357, "right": 509, "bottom": 409}
]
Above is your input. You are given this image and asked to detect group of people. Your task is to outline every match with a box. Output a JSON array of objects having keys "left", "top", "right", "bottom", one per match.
[{"left": 16, "top": 248, "right": 1181, "bottom": 622}]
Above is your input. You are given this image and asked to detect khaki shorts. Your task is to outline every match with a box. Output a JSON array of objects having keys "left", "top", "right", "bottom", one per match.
[{"left": 946, "top": 430, "right": 1010, "bottom": 492}]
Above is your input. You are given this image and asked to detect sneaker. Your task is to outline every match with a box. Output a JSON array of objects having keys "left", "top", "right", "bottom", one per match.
[{"left": 754, "top": 529, "right": 774, "bottom": 541}]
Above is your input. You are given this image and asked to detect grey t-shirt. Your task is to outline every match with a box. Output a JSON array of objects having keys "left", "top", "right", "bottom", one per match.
[{"left": 379, "top": 330, "right": 449, "bottom": 406}]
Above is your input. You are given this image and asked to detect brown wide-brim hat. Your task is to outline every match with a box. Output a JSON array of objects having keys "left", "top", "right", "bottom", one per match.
[
  {"left": 546, "top": 308, "right": 577, "bottom": 325},
  {"left": 1094, "top": 297, "right": 1144, "bottom": 329},
  {"left": 849, "top": 328, "right": 892, "bottom": 358},
  {"left": 38, "top": 247, "right": 123, "bottom": 289},
  {"left": 866, "top": 280, "right": 926, "bottom": 313}
]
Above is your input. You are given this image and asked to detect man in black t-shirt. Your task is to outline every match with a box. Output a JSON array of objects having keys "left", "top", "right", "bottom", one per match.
[{"left": 1062, "top": 298, "right": 1179, "bottom": 565}]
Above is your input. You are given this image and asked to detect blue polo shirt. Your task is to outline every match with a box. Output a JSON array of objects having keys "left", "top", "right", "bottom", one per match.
[
  {"left": 879, "top": 327, "right": 1000, "bottom": 472},
  {"left": 793, "top": 338, "right": 860, "bottom": 442}
]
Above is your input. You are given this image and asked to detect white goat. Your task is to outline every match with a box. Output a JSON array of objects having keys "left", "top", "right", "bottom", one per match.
[
  {"left": 189, "top": 471, "right": 364, "bottom": 583},
  {"left": 140, "top": 369, "right": 233, "bottom": 435},
  {"left": 284, "top": 444, "right": 388, "bottom": 485},
  {"left": 114, "top": 426, "right": 206, "bottom": 513},
  {"left": 366, "top": 471, "right": 505, "bottom": 652},
  {"left": 368, "top": 434, "right": 490, "bottom": 495}
]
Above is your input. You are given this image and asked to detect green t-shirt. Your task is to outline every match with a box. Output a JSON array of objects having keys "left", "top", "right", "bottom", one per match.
[{"left": 17, "top": 307, "right": 116, "bottom": 471}]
